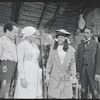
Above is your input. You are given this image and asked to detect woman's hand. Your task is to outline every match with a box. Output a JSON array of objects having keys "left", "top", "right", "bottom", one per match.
[
  {"left": 45, "top": 74, "right": 51, "bottom": 86},
  {"left": 20, "top": 78, "right": 28, "bottom": 88}
]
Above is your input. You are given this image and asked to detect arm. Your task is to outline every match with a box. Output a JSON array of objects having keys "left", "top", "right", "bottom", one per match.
[
  {"left": 45, "top": 47, "right": 53, "bottom": 85},
  {"left": 0, "top": 38, "right": 3, "bottom": 59},
  {"left": 95, "top": 42, "right": 100, "bottom": 76},
  {"left": 17, "top": 43, "right": 25, "bottom": 79},
  {"left": 17, "top": 43, "right": 28, "bottom": 88},
  {"left": 0, "top": 38, "right": 3, "bottom": 70},
  {"left": 46, "top": 47, "right": 53, "bottom": 75},
  {"left": 76, "top": 45, "right": 80, "bottom": 74},
  {"left": 68, "top": 51, "right": 77, "bottom": 83}
]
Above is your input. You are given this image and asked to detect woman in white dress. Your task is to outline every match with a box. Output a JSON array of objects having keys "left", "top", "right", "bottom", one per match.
[{"left": 14, "top": 26, "right": 42, "bottom": 98}]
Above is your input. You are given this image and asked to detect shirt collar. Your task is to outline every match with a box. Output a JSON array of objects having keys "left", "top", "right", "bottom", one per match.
[
  {"left": 84, "top": 38, "right": 91, "bottom": 43},
  {"left": 2, "top": 36, "right": 14, "bottom": 43}
]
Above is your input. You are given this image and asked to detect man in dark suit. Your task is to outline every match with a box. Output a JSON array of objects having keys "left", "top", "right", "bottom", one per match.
[{"left": 76, "top": 27, "right": 100, "bottom": 99}]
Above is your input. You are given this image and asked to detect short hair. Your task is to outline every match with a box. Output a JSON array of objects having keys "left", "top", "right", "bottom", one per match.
[
  {"left": 3, "top": 21, "right": 18, "bottom": 33},
  {"left": 84, "top": 26, "right": 93, "bottom": 33}
]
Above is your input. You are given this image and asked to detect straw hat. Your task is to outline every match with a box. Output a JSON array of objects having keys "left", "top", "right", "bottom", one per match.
[{"left": 54, "top": 29, "right": 71, "bottom": 38}]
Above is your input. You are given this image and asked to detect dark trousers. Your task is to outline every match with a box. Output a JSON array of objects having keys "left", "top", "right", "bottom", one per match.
[
  {"left": 0, "top": 60, "right": 17, "bottom": 98},
  {"left": 81, "top": 64, "right": 99, "bottom": 99}
]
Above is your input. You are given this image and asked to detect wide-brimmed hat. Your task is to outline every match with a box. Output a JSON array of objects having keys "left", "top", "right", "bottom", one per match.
[
  {"left": 21, "top": 26, "right": 37, "bottom": 38},
  {"left": 54, "top": 29, "right": 71, "bottom": 38}
]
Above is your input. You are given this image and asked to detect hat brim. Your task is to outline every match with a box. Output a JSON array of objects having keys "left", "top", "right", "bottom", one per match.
[{"left": 55, "top": 31, "right": 71, "bottom": 38}]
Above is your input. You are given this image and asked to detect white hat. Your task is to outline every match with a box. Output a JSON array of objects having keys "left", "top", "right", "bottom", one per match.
[
  {"left": 55, "top": 29, "right": 71, "bottom": 35},
  {"left": 21, "top": 26, "right": 37, "bottom": 38}
]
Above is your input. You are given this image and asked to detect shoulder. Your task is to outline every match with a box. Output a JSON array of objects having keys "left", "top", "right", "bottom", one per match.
[
  {"left": 79, "top": 40, "right": 84, "bottom": 45},
  {"left": 69, "top": 45, "right": 76, "bottom": 53},
  {"left": 94, "top": 40, "right": 100, "bottom": 48},
  {"left": 0, "top": 37, "right": 3, "bottom": 42},
  {"left": 0, "top": 37, "right": 4, "bottom": 45},
  {"left": 17, "top": 40, "right": 26, "bottom": 49}
]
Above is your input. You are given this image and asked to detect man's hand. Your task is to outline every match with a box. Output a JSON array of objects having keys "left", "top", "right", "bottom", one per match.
[{"left": 95, "top": 74, "right": 100, "bottom": 81}]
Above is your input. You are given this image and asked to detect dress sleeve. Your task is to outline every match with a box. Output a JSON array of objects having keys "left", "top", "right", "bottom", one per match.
[
  {"left": 0, "top": 38, "right": 3, "bottom": 59},
  {"left": 95, "top": 42, "right": 100, "bottom": 76},
  {"left": 68, "top": 50, "right": 77, "bottom": 83},
  {"left": 70, "top": 51, "right": 76, "bottom": 76},
  {"left": 46, "top": 46, "right": 53, "bottom": 75},
  {"left": 17, "top": 43, "right": 25, "bottom": 79}
]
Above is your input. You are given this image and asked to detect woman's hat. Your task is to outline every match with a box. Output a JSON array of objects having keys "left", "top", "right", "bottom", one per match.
[
  {"left": 21, "top": 26, "right": 37, "bottom": 38},
  {"left": 54, "top": 29, "right": 71, "bottom": 38}
]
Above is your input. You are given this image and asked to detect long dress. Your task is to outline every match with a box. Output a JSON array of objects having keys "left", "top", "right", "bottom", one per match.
[{"left": 14, "top": 40, "right": 42, "bottom": 98}]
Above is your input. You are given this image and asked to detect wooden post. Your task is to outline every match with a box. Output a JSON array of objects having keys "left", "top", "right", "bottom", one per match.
[{"left": 39, "top": 33, "right": 48, "bottom": 99}]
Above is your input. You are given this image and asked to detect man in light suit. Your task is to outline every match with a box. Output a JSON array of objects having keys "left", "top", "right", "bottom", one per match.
[
  {"left": 76, "top": 27, "right": 100, "bottom": 99},
  {"left": 45, "top": 29, "right": 76, "bottom": 99}
]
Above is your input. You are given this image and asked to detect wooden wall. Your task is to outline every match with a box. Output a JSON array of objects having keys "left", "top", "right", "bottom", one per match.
[{"left": 0, "top": 2, "right": 82, "bottom": 49}]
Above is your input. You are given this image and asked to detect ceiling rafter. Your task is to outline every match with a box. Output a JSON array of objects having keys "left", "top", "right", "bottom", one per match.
[
  {"left": 12, "top": 2, "right": 23, "bottom": 24},
  {"left": 49, "top": 2, "right": 61, "bottom": 30},
  {"left": 37, "top": 2, "right": 48, "bottom": 28},
  {"left": 65, "top": 2, "right": 75, "bottom": 29}
]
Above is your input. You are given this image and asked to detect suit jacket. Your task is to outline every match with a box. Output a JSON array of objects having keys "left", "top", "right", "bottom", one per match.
[
  {"left": 76, "top": 39, "right": 100, "bottom": 77},
  {"left": 46, "top": 45, "right": 76, "bottom": 98}
]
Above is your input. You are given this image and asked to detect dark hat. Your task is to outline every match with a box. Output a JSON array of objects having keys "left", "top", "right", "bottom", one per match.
[{"left": 54, "top": 29, "right": 71, "bottom": 38}]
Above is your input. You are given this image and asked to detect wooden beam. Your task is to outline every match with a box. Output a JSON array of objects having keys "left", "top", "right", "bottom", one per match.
[
  {"left": 11, "top": 2, "right": 16, "bottom": 21},
  {"left": 37, "top": 2, "right": 48, "bottom": 28},
  {"left": 65, "top": 4, "right": 74, "bottom": 29},
  {"left": 11, "top": 2, "right": 23, "bottom": 24},
  {"left": 49, "top": 2, "right": 61, "bottom": 30},
  {"left": 73, "top": 2, "right": 86, "bottom": 11}
]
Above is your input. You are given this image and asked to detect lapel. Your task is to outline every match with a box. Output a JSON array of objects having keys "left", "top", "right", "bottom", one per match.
[
  {"left": 86, "top": 40, "right": 94, "bottom": 51},
  {"left": 53, "top": 45, "right": 75, "bottom": 73},
  {"left": 62, "top": 49, "right": 70, "bottom": 72},
  {"left": 81, "top": 40, "right": 85, "bottom": 53}
]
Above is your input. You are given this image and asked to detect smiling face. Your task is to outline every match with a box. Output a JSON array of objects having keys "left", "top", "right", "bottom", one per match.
[
  {"left": 57, "top": 35, "right": 66, "bottom": 45},
  {"left": 84, "top": 28, "right": 92, "bottom": 40},
  {"left": 28, "top": 31, "right": 39, "bottom": 42}
]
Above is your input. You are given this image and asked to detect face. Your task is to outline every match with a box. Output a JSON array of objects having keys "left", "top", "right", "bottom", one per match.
[
  {"left": 84, "top": 29, "right": 92, "bottom": 40},
  {"left": 57, "top": 35, "right": 66, "bottom": 45},
  {"left": 28, "top": 32, "right": 38, "bottom": 42},
  {"left": 8, "top": 26, "right": 18, "bottom": 40}
]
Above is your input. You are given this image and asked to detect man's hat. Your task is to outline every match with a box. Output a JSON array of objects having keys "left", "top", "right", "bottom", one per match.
[{"left": 54, "top": 29, "right": 71, "bottom": 38}]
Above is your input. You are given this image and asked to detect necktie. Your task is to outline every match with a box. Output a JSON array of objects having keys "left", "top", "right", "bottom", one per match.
[{"left": 85, "top": 40, "right": 90, "bottom": 47}]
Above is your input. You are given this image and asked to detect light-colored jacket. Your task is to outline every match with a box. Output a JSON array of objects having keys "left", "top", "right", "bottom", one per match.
[{"left": 46, "top": 45, "right": 76, "bottom": 98}]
